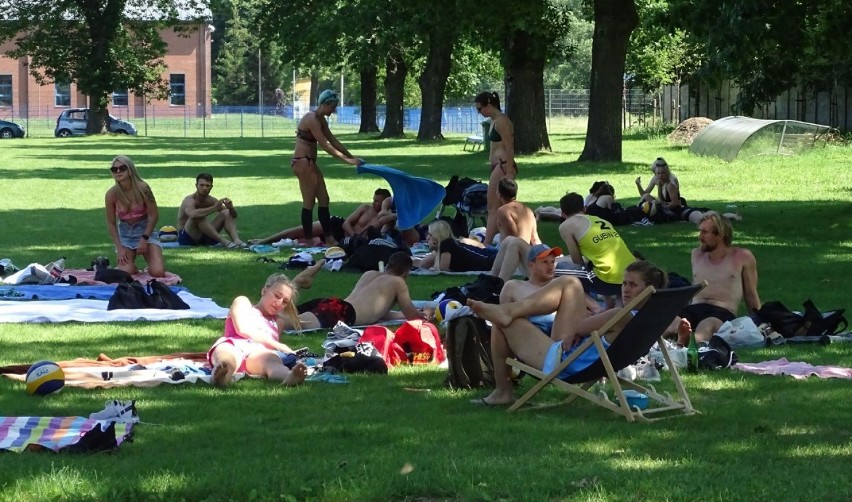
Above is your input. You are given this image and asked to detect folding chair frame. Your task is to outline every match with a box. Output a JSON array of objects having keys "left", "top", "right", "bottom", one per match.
[{"left": 506, "top": 283, "right": 705, "bottom": 422}]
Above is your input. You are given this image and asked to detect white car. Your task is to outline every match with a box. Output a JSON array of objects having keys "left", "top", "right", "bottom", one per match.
[{"left": 54, "top": 108, "right": 137, "bottom": 137}]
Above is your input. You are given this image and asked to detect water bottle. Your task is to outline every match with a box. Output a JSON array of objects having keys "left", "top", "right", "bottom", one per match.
[
  {"left": 47, "top": 257, "right": 66, "bottom": 279},
  {"left": 686, "top": 330, "right": 699, "bottom": 373}
]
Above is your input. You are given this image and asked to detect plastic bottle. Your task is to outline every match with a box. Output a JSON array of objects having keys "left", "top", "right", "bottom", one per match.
[
  {"left": 46, "top": 257, "right": 66, "bottom": 279},
  {"left": 686, "top": 330, "right": 699, "bottom": 373}
]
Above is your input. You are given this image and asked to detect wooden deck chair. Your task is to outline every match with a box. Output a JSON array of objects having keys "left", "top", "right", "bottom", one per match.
[{"left": 507, "top": 283, "right": 706, "bottom": 422}]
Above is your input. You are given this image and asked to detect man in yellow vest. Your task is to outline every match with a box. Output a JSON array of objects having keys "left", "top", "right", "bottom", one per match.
[{"left": 556, "top": 192, "right": 635, "bottom": 306}]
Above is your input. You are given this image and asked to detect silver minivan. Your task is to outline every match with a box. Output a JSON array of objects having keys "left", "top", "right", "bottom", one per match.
[{"left": 54, "top": 108, "right": 137, "bottom": 137}]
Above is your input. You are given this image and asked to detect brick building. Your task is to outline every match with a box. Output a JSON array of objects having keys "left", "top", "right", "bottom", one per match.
[{"left": 0, "top": 21, "right": 212, "bottom": 120}]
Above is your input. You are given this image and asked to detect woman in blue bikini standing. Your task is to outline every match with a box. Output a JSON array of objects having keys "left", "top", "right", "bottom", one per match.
[
  {"left": 475, "top": 91, "right": 516, "bottom": 247},
  {"left": 292, "top": 89, "right": 363, "bottom": 245}
]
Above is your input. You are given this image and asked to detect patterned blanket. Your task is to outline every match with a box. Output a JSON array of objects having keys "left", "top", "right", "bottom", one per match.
[{"left": 0, "top": 401, "right": 137, "bottom": 453}]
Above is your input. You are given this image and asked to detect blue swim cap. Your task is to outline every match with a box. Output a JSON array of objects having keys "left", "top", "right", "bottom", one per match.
[{"left": 317, "top": 89, "right": 339, "bottom": 106}]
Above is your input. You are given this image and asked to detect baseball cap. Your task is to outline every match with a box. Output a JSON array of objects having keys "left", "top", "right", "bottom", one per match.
[{"left": 528, "top": 243, "right": 562, "bottom": 262}]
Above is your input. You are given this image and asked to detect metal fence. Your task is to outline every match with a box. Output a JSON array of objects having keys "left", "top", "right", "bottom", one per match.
[{"left": 1, "top": 89, "right": 661, "bottom": 138}]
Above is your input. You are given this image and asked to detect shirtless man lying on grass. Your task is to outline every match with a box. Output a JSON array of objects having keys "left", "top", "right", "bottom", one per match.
[{"left": 288, "top": 251, "right": 426, "bottom": 330}]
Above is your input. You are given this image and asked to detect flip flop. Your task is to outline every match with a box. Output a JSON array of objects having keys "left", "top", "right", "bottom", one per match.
[{"left": 470, "top": 397, "right": 516, "bottom": 407}]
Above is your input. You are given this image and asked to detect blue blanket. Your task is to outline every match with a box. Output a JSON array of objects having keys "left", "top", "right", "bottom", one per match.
[
  {"left": 0, "top": 284, "right": 185, "bottom": 301},
  {"left": 356, "top": 164, "right": 445, "bottom": 230}
]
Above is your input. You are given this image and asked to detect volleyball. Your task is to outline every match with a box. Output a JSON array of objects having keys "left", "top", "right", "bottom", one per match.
[
  {"left": 159, "top": 225, "right": 178, "bottom": 242},
  {"left": 640, "top": 201, "right": 658, "bottom": 217},
  {"left": 435, "top": 299, "right": 463, "bottom": 323},
  {"left": 468, "top": 227, "right": 486, "bottom": 244},
  {"left": 25, "top": 361, "right": 65, "bottom": 396}
]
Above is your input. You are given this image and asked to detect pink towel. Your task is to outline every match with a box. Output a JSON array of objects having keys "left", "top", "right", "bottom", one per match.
[
  {"left": 733, "top": 357, "right": 852, "bottom": 380},
  {"left": 63, "top": 269, "right": 182, "bottom": 286}
]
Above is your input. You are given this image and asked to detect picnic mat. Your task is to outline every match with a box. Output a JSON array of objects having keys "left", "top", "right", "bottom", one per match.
[
  {"left": 0, "top": 291, "right": 228, "bottom": 323},
  {"left": 0, "top": 284, "right": 184, "bottom": 301},
  {"left": 0, "top": 401, "right": 137, "bottom": 453},
  {"left": 3, "top": 359, "right": 229, "bottom": 389},
  {"left": 733, "top": 358, "right": 852, "bottom": 379}
]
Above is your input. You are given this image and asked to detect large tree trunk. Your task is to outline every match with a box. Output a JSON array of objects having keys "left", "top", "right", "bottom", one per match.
[
  {"left": 417, "top": 24, "right": 457, "bottom": 141},
  {"left": 87, "top": 96, "right": 110, "bottom": 134},
  {"left": 505, "top": 30, "right": 550, "bottom": 154},
  {"left": 380, "top": 50, "right": 407, "bottom": 138},
  {"left": 579, "top": 0, "right": 639, "bottom": 162},
  {"left": 358, "top": 66, "right": 380, "bottom": 133}
]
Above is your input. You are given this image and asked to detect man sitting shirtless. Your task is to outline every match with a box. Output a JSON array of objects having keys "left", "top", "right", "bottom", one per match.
[
  {"left": 679, "top": 212, "right": 761, "bottom": 345},
  {"left": 288, "top": 252, "right": 426, "bottom": 330},
  {"left": 177, "top": 173, "right": 245, "bottom": 248}
]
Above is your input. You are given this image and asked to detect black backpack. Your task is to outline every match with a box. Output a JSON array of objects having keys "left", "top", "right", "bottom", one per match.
[
  {"left": 107, "top": 281, "right": 150, "bottom": 310},
  {"left": 444, "top": 316, "right": 494, "bottom": 389},
  {"left": 458, "top": 183, "right": 488, "bottom": 214},
  {"left": 757, "top": 299, "right": 847, "bottom": 339},
  {"left": 433, "top": 274, "right": 504, "bottom": 305},
  {"left": 146, "top": 279, "right": 190, "bottom": 310}
]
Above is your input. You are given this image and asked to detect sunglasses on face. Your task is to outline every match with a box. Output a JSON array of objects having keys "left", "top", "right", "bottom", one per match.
[{"left": 110, "top": 164, "right": 128, "bottom": 173}]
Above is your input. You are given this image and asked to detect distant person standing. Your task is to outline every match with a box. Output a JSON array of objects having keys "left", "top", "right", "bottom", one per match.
[
  {"left": 104, "top": 155, "right": 166, "bottom": 277},
  {"left": 292, "top": 89, "right": 363, "bottom": 244},
  {"left": 475, "top": 91, "right": 516, "bottom": 247}
]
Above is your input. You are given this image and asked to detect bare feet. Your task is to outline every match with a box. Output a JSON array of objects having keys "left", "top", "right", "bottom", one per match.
[
  {"left": 467, "top": 298, "right": 513, "bottom": 327},
  {"left": 282, "top": 362, "right": 308, "bottom": 387},
  {"left": 212, "top": 361, "right": 235, "bottom": 388},
  {"left": 293, "top": 259, "right": 325, "bottom": 290},
  {"left": 471, "top": 390, "right": 516, "bottom": 406}
]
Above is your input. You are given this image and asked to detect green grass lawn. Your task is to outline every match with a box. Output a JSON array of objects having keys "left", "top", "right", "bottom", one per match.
[{"left": 1, "top": 122, "right": 851, "bottom": 501}]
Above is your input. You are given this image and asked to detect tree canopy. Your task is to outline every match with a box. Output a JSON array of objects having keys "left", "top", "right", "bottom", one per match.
[{"left": 0, "top": 0, "right": 209, "bottom": 133}]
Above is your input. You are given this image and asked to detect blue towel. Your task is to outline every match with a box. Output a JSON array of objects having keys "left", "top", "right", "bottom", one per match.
[
  {"left": 0, "top": 284, "right": 185, "bottom": 301},
  {"left": 356, "top": 164, "right": 446, "bottom": 230}
]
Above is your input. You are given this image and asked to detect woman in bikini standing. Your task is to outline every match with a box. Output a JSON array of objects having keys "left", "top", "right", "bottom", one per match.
[
  {"left": 104, "top": 155, "right": 166, "bottom": 277},
  {"left": 475, "top": 91, "right": 516, "bottom": 246},
  {"left": 293, "top": 89, "right": 362, "bottom": 245}
]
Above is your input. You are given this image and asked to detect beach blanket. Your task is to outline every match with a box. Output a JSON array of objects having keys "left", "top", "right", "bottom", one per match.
[
  {"left": 733, "top": 358, "right": 852, "bottom": 380},
  {"left": 0, "top": 284, "right": 184, "bottom": 301},
  {"left": 0, "top": 291, "right": 228, "bottom": 323},
  {"left": 62, "top": 269, "right": 182, "bottom": 286},
  {"left": 0, "top": 403, "right": 136, "bottom": 453},
  {"left": 0, "top": 352, "right": 209, "bottom": 375},
  {"left": 356, "top": 164, "right": 445, "bottom": 230},
  {"left": 2, "top": 359, "right": 234, "bottom": 389}
]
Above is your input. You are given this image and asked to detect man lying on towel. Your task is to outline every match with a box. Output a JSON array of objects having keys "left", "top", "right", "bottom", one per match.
[{"left": 290, "top": 252, "right": 427, "bottom": 330}]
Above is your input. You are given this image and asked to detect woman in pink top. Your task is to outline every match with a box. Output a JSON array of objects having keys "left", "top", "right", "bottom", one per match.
[
  {"left": 208, "top": 273, "right": 308, "bottom": 387},
  {"left": 104, "top": 155, "right": 166, "bottom": 277}
]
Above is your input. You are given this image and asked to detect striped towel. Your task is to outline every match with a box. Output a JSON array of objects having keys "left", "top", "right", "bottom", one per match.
[{"left": 0, "top": 402, "right": 136, "bottom": 453}]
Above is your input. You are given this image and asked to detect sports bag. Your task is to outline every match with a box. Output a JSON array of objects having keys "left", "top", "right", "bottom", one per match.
[
  {"left": 458, "top": 183, "right": 488, "bottom": 214},
  {"left": 359, "top": 326, "right": 407, "bottom": 367},
  {"left": 393, "top": 320, "right": 446, "bottom": 364},
  {"left": 146, "top": 279, "right": 190, "bottom": 310},
  {"left": 107, "top": 281, "right": 150, "bottom": 310},
  {"left": 444, "top": 316, "right": 494, "bottom": 389}
]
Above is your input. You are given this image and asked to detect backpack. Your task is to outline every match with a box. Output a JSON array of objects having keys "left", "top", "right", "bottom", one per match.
[
  {"left": 393, "top": 320, "right": 446, "bottom": 364},
  {"left": 433, "top": 273, "right": 504, "bottom": 305},
  {"left": 442, "top": 175, "right": 481, "bottom": 206},
  {"left": 802, "top": 299, "right": 848, "bottom": 337},
  {"left": 698, "top": 335, "right": 738, "bottom": 370},
  {"left": 458, "top": 183, "right": 488, "bottom": 214},
  {"left": 757, "top": 299, "right": 847, "bottom": 339},
  {"left": 146, "top": 279, "right": 190, "bottom": 310},
  {"left": 107, "top": 281, "right": 150, "bottom": 310},
  {"left": 444, "top": 316, "right": 494, "bottom": 389}
]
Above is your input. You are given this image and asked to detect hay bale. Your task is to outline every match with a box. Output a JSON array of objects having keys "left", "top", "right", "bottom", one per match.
[{"left": 667, "top": 117, "right": 713, "bottom": 146}]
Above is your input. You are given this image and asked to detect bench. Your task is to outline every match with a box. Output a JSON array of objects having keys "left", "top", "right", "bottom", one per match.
[{"left": 463, "top": 135, "right": 483, "bottom": 151}]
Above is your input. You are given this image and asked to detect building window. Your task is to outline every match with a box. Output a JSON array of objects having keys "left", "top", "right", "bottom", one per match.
[
  {"left": 112, "top": 88, "right": 129, "bottom": 107},
  {"left": 0, "top": 75, "right": 11, "bottom": 107},
  {"left": 170, "top": 74, "right": 185, "bottom": 106},
  {"left": 55, "top": 81, "right": 71, "bottom": 107}
]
